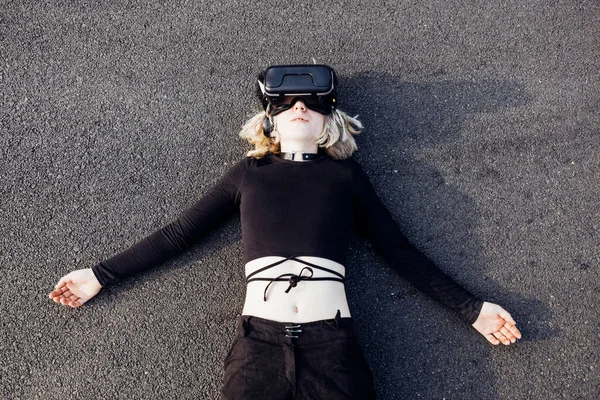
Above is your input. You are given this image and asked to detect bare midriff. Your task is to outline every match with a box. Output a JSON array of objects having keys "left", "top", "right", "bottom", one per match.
[{"left": 242, "top": 256, "right": 351, "bottom": 323}]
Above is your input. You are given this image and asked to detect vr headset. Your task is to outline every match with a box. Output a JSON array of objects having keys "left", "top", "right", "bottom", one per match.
[{"left": 257, "top": 64, "right": 338, "bottom": 117}]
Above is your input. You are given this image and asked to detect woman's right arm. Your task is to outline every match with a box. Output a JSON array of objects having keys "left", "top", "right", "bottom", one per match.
[{"left": 49, "top": 157, "right": 251, "bottom": 307}]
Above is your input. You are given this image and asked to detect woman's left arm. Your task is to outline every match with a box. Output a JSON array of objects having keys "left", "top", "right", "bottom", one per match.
[{"left": 350, "top": 160, "right": 521, "bottom": 344}]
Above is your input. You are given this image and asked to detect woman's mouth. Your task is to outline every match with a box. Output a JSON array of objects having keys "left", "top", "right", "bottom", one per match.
[{"left": 291, "top": 117, "right": 308, "bottom": 122}]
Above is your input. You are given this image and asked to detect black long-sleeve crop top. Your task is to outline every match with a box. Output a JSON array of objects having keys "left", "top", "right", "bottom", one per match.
[{"left": 91, "top": 151, "right": 484, "bottom": 323}]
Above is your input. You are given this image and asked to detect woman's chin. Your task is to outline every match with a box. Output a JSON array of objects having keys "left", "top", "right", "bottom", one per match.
[{"left": 279, "top": 129, "right": 320, "bottom": 140}]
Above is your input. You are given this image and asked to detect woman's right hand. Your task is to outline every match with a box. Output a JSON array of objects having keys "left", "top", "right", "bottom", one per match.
[{"left": 49, "top": 268, "right": 103, "bottom": 308}]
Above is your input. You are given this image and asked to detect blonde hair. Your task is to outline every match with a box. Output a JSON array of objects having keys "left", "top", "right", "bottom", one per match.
[{"left": 238, "top": 108, "right": 363, "bottom": 160}]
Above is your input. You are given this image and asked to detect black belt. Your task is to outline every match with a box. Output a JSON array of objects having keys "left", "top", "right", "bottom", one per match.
[{"left": 246, "top": 256, "right": 345, "bottom": 301}]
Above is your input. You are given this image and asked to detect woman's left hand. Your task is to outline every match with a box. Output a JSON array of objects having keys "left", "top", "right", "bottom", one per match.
[{"left": 472, "top": 302, "right": 522, "bottom": 345}]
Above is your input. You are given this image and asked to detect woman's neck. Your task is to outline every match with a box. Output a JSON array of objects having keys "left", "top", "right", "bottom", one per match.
[{"left": 279, "top": 141, "right": 318, "bottom": 157}]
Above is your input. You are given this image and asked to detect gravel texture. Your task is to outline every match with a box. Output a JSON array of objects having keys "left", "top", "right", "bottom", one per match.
[{"left": 1, "top": 1, "right": 599, "bottom": 399}]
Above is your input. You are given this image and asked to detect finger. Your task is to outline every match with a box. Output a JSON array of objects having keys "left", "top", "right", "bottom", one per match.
[
  {"left": 55, "top": 274, "right": 73, "bottom": 289},
  {"left": 54, "top": 294, "right": 72, "bottom": 306},
  {"left": 498, "top": 309, "right": 517, "bottom": 326},
  {"left": 49, "top": 285, "right": 68, "bottom": 296},
  {"left": 492, "top": 331, "right": 511, "bottom": 345},
  {"left": 51, "top": 292, "right": 66, "bottom": 302},
  {"left": 54, "top": 280, "right": 67, "bottom": 290},
  {"left": 507, "top": 324, "right": 522, "bottom": 339},
  {"left": 501, "top": 318, "right": 522, "bottom": 340},
  {"left": 485, "top": 333, "right": 500, "bottom": 345},
  {"left": 500, "top": 327, "right": 517, "bottom": 343},
  {"left": 70, "top": 298, "right": 85, "bottom": 308},
  {"left": 49, "top": 287, "right": 69, "bottom": 300},
  {"left": 68, "top": 297, "right": 85, "bottom": 308}
]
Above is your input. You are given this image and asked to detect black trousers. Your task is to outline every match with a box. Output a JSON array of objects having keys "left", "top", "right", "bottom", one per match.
[{"left": 219, "top": 310, "right": 376, "bottom": 400}]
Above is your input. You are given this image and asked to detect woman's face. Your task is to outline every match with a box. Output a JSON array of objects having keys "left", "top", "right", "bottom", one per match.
[{"left": 274, "top": 99, "right": 325, "bottom": 142}]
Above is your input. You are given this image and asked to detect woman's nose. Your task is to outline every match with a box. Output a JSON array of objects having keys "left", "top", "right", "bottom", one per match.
[{"left": 293, "top": 100, "right": 307, "bottom": 111}]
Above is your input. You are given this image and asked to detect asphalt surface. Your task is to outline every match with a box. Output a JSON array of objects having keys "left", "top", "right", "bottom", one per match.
[{"left": 1, "top": 1, "right": 599, "bottom": 399}]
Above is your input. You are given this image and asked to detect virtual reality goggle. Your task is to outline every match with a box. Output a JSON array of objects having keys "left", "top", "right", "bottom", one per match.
[{"left": 257, "top": 64, "right": 338, "bottom": 116}]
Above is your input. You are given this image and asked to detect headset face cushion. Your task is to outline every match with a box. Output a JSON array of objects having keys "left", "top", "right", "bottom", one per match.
[{"left": 269, "top": 96, "right": 332, "bottom": 116}]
